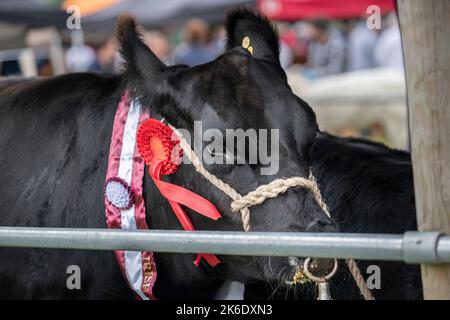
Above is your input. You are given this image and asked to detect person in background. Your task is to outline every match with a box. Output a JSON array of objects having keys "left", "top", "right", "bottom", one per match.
[
  {"left": 144, "top": 31, "right": 173, "bottom": 65},
  {"left": 346, "top": 19, "right": 378, "bottom": 71},
  {"left": 302, "top": 19, "right": 346, "bottom": 79},
  {"left": 210, "top": 26, "right": 226, "bottom": 57},
  {"left": 280, "top": 41, "right": 294, "bottom": 70},
  {"left": 65, "top": 44, "right": 96, "bottom": 72},
  {"left": 277, "top": 23, "right": 295, "bottom": 69},
  {"left": 373, "top": 13, "right": 404, "bottom": 70},
  {"left": 88, "top": 37, "right": 118, "bottom": 73},
  {"left": 173, "top": 18, "right": 216, "bottom": 66},
  {"left": 292, "top": 21, "right": 313, "bottom": 66}
]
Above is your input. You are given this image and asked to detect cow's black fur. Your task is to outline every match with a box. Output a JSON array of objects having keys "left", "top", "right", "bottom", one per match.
[
  {"left": 246, "top": 133, "right": 422, "bottom": 299},
  {"left": 0, "top": 74, "right": 131, "bottom": 299},
  {"left": 0, "top": 10, "right": 337, "bottom": 299}
]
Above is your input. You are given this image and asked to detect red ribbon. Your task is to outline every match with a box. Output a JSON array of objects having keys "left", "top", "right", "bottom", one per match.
[{"left": 137, "top": 119, "right": 222, "bottom": 267}]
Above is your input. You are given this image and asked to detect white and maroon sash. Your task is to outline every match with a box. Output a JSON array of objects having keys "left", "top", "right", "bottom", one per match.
[{"left": 104, "top": 95, "right": 156, "bottom": 300}]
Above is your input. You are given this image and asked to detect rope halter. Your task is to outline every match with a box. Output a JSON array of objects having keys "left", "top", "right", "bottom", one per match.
[
  {"left": 169, "top": 125, "right": 329, "bottom": 232},
  {"left": 168, "top": 124, "right": 374, "bottom": 300}
]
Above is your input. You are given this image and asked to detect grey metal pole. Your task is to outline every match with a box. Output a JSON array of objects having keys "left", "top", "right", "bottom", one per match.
[{"left": 0, "top": 227, "right": 449, "bottom": 264}]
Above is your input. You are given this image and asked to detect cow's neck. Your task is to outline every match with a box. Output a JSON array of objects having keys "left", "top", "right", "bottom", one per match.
[
  {"left": 310, "top": 132, "right": 414, "bottom": 233},
  {"left": 141, "top": 162, "right": 224, "bottom": 299}
]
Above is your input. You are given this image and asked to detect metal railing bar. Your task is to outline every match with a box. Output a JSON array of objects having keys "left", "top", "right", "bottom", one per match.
[{"left": 0, "top": 227, "right": 448, "bottom": 264}]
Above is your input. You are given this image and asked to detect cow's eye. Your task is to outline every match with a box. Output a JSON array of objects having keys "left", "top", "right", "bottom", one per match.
[{"left": 205, "top": 145, "right": 242, "bottom": 164}]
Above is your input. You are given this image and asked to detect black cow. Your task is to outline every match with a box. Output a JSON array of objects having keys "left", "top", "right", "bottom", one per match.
[
  {"left": 246, "top": 133, "right": 421, "bottom": 299},
  {"left": 0, "top": 10, "right": 337, "bottom": 299}
]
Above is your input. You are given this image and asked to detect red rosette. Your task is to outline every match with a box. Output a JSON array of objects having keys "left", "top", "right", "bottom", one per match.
[
  {"left": 136, "top": 118, "right": 222, "bottom": 268},
  {"left": 136, "top": 118, "right": 183, "bottom": 176}
]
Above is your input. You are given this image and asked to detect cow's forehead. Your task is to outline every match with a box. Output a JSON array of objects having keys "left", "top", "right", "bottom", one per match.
[
  {"left": 169, "top": 54, "right": 288, "bottom": 103},
  {"left": 160, "top": 50, "right": 317, "bottom": 148}
]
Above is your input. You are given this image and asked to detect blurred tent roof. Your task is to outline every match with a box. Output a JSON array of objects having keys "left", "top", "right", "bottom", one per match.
[
  {"left": 62, "top": 0, "right": 120, "bottom": 16},
  {"left": 0, "top": 0, "right": 68, "bottom": 28},
  {"left": 258, "top": 0, "right": 396, "bottom": 21},
  {"left": 80, "top": 0, "right": 255, "bottom": 30},
  {"left": 0, "top": 0, "right": 255, "bottom": 31}
]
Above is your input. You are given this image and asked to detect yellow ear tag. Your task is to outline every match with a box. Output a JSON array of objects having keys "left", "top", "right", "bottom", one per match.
[
  {"left": 242, "top": 36, "right": 253, "bottom": 56},
  {"left": 242, "top": 36, "right": 250, "bottom": 48}
]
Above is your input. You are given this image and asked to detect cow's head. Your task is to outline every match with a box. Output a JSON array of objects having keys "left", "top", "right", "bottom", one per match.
[{"left": 117, "top": 9, "right": 338, "bottom": 286}]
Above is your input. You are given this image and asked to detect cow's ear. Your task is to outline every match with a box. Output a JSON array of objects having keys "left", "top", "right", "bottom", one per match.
[
  {"left": 116, "top": 14, "right": 165, "bottom": 89},
  {"left": 225, "top": 8, "right": 279, "bottom": 63}
]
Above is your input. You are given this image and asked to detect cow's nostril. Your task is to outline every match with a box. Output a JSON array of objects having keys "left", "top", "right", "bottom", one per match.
[{"left": 306, "top": 217, "right": 339, "bottom": 232}]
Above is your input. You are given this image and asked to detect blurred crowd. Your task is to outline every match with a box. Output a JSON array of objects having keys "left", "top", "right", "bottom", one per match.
[
  {"left": 63, "top": 18, "right": 227, "bottom": 74},
  {"left": 0, "top": 11, "right": 407, "bottom": 148},
  {"left": 58, "top": 12, "right": 403, "bottom": 78},
  {"left": 295, "top": 12, "right": 403, "bottom": 79}
]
